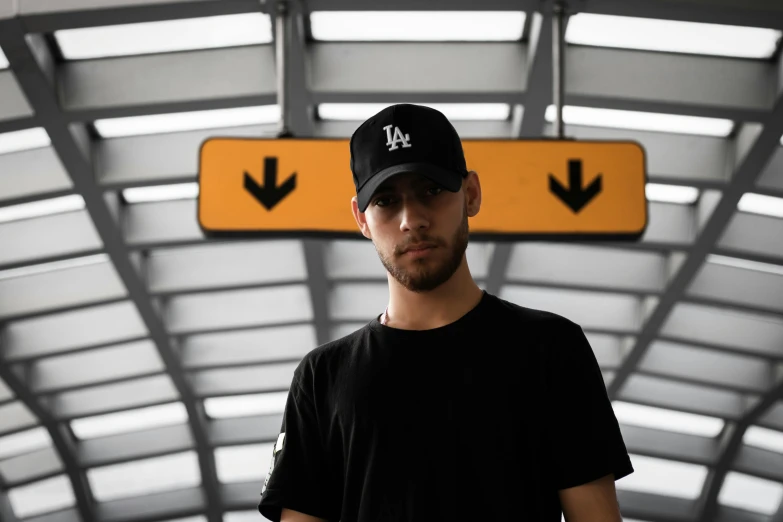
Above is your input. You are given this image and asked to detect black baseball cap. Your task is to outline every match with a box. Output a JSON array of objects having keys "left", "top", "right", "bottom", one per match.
[{"left": 350, "top": 104, "right": 469, "bottom": 212}]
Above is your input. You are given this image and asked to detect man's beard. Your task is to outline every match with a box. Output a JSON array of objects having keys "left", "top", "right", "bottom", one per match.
[{"left": 375, "top": 203, "right": 469, "bottom": 293}]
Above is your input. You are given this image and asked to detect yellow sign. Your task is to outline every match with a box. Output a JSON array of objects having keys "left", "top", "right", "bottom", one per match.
[{"left": 198, "top": 138, "right": 647, "bottom": 240}]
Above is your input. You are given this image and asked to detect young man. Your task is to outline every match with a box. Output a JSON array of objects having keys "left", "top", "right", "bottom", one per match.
[{"left": 258, "top": 104, "right": 634, "bottom": 522}]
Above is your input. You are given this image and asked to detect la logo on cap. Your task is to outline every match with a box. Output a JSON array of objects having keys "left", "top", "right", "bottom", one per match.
[{"left": 383, "top": 124, "right": 412, "bottom": 151}]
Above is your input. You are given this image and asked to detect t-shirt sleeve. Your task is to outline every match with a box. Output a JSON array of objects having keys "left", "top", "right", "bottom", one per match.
[
  {"left": 548, "top": 319, "right": 634, "bottom": 491},
  {"left": 258, "top": 371, "right": 336, "bottom": 521}
]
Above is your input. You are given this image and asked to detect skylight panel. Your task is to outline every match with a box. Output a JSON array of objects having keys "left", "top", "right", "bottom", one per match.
[
  {"left": 645, "top": 183, "right": 699, "bottom": 204},
  {"left": 215, "top": 443, "right": 272, "bottom": 483},
  {"left": 88, "top": 451, "right": 201, "bottom": 502},
  {"left": 0, "top": 195, "right": 85, "bottom": 224},
  {"left": 566, "top": 13, "right": 782, "bottom": 59},
  {"left": 0, "top": 128, "right": 51, "bottom": 155},
  {"left": 55, "top": 13, "right": 272, "bottom": 60},
  {"left": 94, "top": 105, "right": 280, "bottom": 138},
  {"left": 718, "top": 471, "right": 783, "bottom": 515},
  {"left": 123, "top": 183, "right": 199, "bottom": 204},
  {"left": 0, "top": 46, "right": 8, "bottom": 69},
  {"left": 744, "top": 426, "right": 783, "bottom": 454},
  {"left": 224, "top": 512, "right": 262, "bottom": 522},
  {"left": 707, "top": 255, "right": 783, "bottom": 277},
  {"left": 318, "top": 103, "right": 511, "bottom": 121},
  {"left": 738, "top": 192, "right": 783, "bottom": 219},
  {"left": 0, "top": 254, "right": 108, "bottom": 282},
  {"left": 0, "top": 378, "right": 12, "bottom": 401},
  {"left": 612, "top": 401, "right": 724, "bottom": 437},
  {"left": 0, "top": 402, "right": 37, "bottom": 434},
  {"left": 0, "top": 426, "right": 51, "bottom": 460},
  {"left": 310, "top": 11, "right": 525, "bottom": 42},
  {"left": 8, "top": 475, "right": 75, "bottom": 518},
  {"left": 71, "top": 402, "right": 188, "bottom": 439},
  {"left": 204, "top": 392, "right": 288, "bottom": 419},
  {"left": 615, "top": 454, "right": 707, "bottom": 499},
  {"left": 545, "top": 105, "right": 734, "bottom": 137}
]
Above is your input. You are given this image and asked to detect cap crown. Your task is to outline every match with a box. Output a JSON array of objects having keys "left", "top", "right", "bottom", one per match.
[{"left": 349, "top": 104, "right": 468, "bottom": 192}]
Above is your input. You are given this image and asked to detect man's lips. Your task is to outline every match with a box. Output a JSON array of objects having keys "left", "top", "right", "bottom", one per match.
[{"left": 402, "top": 243, "right": 437, "bottom": 253}]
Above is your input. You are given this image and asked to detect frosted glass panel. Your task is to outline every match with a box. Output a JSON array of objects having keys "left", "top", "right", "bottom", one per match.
[
  {"left": 718, "top": 471, "right": 783, "bottom": 515},
  {"left": 215, "top": 443, "right": 273, "bottom": 483},
  {"left": 615, "top": 454, "right": 707, "bottom": 499},
  {"left": 88, "top": 451, "right": 201, "bottom": 501},
  {"left": 0, "top": 426, "right": 51, "bottom": 459},
  {"left": 204, "top": 392, "right": 288, "bottom": 419},
  {"left": 71, "top": 402, "right": 188, "bottom": 439},
  {"left": 8, "top": 475, "right": 75, "bottom": 518},
  {"left": 224, "top": 511, "right": 261, "bottom": 522},
  {"left": 744, "top": 426, "right": 783, "bottom": 454},
  {"left": 612, "top": 401, "right": 724, "bottom": 436}
]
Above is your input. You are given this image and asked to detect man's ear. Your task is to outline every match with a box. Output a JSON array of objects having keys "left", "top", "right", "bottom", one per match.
[
  {"left": 351, "top": 197, "right": 372, "bottom": 239},
  {"left": 464, "top": 170, "right": 481, "bottom": 217}
]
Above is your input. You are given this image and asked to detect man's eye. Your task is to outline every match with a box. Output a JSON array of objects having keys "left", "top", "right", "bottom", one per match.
[
  {"left": 373, "top": 196, "right": 392, "bottom": 207},
  {"left": 427, "top": 187, "right": 443, "bottom": 196}
]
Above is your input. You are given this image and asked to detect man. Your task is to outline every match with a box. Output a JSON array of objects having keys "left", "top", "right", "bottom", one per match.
[{"left": 258, "top": 104, "right": 634, "bottom": 522}]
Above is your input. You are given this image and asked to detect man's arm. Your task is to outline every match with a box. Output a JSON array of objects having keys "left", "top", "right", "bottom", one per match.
[
  {"left": 280, "top": 507, "right": 328, "bottom": 522},
  {"left": 558, "top": 473, "right": 623, "bottom": 522}
]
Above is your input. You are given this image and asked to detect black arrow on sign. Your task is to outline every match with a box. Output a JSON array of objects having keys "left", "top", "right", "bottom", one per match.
[
  {"left": 548, "top": 159, "right": 602, "bottom": 213},
  {"left": 244, "top": 157, "right": 297, "bottom": 211}
]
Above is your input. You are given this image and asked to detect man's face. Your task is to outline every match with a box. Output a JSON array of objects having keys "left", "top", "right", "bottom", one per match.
[{"left": 359, "top": 172, "right": 469, "bottom": 293}]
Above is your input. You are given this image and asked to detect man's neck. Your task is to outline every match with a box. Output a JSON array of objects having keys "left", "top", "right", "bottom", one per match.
[{"left": 384, "top": 261, "right": 484, "bottom": 330}]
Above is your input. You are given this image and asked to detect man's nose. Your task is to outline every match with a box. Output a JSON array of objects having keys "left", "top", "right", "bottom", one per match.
[{"left": 399, "top": 198, "right": 430, "bottom": 233}]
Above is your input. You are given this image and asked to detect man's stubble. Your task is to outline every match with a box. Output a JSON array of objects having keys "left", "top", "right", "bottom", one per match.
[{"left": 375, "top": 201, "right": 469, "bottom": 293}]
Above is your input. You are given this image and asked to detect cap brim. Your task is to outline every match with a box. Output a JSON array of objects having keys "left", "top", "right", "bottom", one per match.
[{"left": 357, "top": 162, "right": 463, "bottom": 212}]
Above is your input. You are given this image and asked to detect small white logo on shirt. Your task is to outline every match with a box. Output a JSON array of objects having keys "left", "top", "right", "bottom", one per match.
[
  {"left": 384, "top": 125, "right": 412, "bottom": 151},
  {"left": 262, "top": 431, "right": 286, "bottom": 494}
]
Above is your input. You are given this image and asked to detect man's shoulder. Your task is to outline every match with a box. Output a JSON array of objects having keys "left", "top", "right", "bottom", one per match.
[
  {"left": 485, "top": 292, "right": 578, "bottom": 331},
  {"left": 294, "top": 323, "right": 371, "bottom": 381}
]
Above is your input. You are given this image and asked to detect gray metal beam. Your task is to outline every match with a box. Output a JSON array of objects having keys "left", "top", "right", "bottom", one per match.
[
  {"left": 0, "top": 490, "right": 21, "bottom": 522},
  {"left": 698, "top": 367, "right": 783, "bottom": 520},
  {"left": 0, "top": 117, "right": 36, "bottom": 135},
  {"left": 564, "top": 45, "right": 775, "bottom": 121},
  {"left": 20, "top": 0, "right": 262, "bottom": 32},
  {"left": 96, "top": 486, "right": 206, "bottom": 522},
  {"left": 0, "top": 71, "right": 33, "bottom": 122},
  {"left": 608, "top": 96, "right": 783, "bottom": 398},
  {"left": 274, "top": 0, "right": 313, "bottom": 137},
  {"left": 0, "top": 21, "right": 224, "bottom": 522},
  {"left": 91, "top": 117, "right": 736, "bottom": 187},
  {"left": 0, "top": 210, "right": 103, "bottom": 270},
  {"left": 273, "top": 0, "right": 331, "bottom": 347},
  {"left": 52, "top": 41, "right": 774, "bottom": 121},
  {"left": 22, "top": 0, "right": 781, "bottom": 32},
  {"left": 774, "top": 494, "right": 783, "bottom": 522},
  {"left": 60, "top": 46, "right": 277, "bottom": 121},
  {"left": 303, "top": 241, "right": 331, "bottom": 346},
  {"left": 733, "top": 444, "right": 783, "bottom": 484},
  {"left": 0, "top": 365, "right": 95, "bottom": 520},
  {"left": 488, "top": 1, "right": 555, "bottom": 297},
  {"left": 307, "top": 0, "right": 536, "bottom": 10},
  {"left": 595, "top": 78, "right": 783, "bottom": 518},
  {"left": 517, "top": 9, "right": 553, "bottom": 138},
  {"left": 79, "top": 424, "right": 194, "bottom": 469},
  {"left": 582, "top": 0, "right": 783, "bottom": 29},
  {"left": 313, "top": 0, "right": 783, "bottom": 30}
]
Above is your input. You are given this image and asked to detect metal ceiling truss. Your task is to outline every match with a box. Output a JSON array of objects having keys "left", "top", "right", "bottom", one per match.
[
  {"left": 0, "top": 14, "right": 223, "bottom": 522},
  {"left": 0, "top": 0, "right": 782, "bottom": 521}
]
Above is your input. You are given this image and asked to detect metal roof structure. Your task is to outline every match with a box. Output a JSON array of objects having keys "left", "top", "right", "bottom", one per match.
[{"left": 0, "top": 1, "right": 782, "bottom": 521}]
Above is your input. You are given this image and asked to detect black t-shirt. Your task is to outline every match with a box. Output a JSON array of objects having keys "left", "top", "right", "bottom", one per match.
[{"left": 258, "top": 290, "right": 634, "bottom": 522}]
